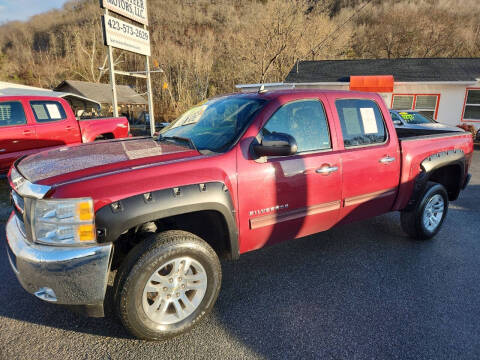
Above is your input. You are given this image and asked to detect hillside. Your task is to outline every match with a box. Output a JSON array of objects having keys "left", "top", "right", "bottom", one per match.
[{"left": 0, "top": 0, "right": 479, "bottom": 120}]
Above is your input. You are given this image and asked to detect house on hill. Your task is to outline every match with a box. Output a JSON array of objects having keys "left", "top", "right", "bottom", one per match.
[{"left": 237, "top": 58, "right": 480, "bottom": 129}]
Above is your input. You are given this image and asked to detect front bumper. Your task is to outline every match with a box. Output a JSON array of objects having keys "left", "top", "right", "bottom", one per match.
[
  {"left": 462, "top": 173, "right": 472, "bottom": 190},
  {"left": 6, "top": 212, "right": 112, "bottom": 315}
]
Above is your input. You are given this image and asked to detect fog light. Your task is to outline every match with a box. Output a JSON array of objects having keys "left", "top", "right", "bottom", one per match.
[{"left": 34, "top": 287, "right": 57, "bottom": 302}]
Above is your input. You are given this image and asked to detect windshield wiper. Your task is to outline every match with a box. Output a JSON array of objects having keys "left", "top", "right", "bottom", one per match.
[{"left": 158, "top": 135, "right": 198, "bottom": 152}]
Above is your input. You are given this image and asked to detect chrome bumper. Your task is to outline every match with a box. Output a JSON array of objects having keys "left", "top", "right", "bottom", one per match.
[{"left": 6, "top": 213, "right": 112, "bottom": 311}]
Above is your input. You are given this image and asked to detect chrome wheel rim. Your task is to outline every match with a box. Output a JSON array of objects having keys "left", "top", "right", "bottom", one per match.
[
  {"left": 142, "top": 256, "right": 207, "bottom": 325},
  {"left": 423, "top": 194, "right": 444, "bottom": 232}
]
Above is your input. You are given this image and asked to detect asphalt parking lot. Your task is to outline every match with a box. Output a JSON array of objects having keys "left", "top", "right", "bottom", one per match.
[{"left": 0, "top": 149, "right": 479, "bottom": 360}]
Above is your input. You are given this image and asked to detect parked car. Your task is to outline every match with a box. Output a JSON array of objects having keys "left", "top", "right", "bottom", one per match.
[
  {"left": 390, "top": 110, "right": 463, "bottom": 132},
  {"left": 129, "top": 111, "right": 169, "bottom": 136},
  {"left": 0, "top": 95, "right": 130, "bottom": 173},
  {"left": 6, "top": 90, "right": 473, "bottom": 340}
]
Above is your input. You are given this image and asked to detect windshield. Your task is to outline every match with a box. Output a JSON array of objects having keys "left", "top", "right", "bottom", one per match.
[
  {"left": 396, "top": 111, "right": 435, "bottom": 124},
  {"left": 158, "top": 96, "right": 267, "bottom": 153}
]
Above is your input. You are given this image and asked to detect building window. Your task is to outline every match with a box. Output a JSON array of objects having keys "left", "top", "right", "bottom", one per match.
[
  {"left": 462, "top": 89, "right": 480, "bottom": 121},
  {"left": 392, "top": 95, "right": 414, "bottom": 110},
  {"left": 391, "top": 94, "right": 439, "bottom": 119}
]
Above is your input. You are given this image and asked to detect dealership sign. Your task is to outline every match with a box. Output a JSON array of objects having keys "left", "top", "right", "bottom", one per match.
[
  {"left": 102, "top": 14, "right": 151, "bottom": 56},
  {"left": 101, "top": 0, "right": 155, "bottom": 136},
  {"left": 101, "top": 0, "right": 148, "bottom": 25}
]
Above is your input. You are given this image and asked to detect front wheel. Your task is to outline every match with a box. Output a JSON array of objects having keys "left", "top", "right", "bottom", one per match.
[
  {"left": 114, "top": 230, "right": 222, "bottom": 340},
  {"left": 400, "top": 182, "right": 449, "bottom": 240}
]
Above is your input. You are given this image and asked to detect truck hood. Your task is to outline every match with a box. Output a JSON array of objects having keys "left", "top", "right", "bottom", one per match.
[{"left": 17, "top": 137, "right": 201, "bottom": 184}]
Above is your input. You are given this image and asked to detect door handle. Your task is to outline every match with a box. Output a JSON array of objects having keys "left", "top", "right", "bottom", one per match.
[
  {"left": 0, "top": 149, "right": 6, "bottom": 152},
  {"left": 23, "top": 130, "right": 33, "bottom": 135},
  {"left": 379, "top": 156, "right": 396, "bottom": 164},
  {"left": 316, "top": 165, "right": 338, "bottom": 175},
  {"left": 65, "top": 126, "right": 74, "bottom": 131}
]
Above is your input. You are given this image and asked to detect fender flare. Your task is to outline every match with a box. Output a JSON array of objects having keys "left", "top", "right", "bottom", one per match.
[
  {"left": 405, "top": 149, "right": 466, "bottom": 211},
  {"left": 95, "top": 182, "right": 239, "bottom": 259}
]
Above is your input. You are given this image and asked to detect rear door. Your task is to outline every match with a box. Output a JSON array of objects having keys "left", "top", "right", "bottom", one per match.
[
  {"left": 30, "top": 99, "right": 81, "bottom": 147},
  {"left": 0, "top": 99, "right": 36, "bottom": 172},
  {"left": 237, "top": 96, "right": 342, "bottom": 253},
  {"left": 332, "top": 97, "right": 400, "bottom": 223}
]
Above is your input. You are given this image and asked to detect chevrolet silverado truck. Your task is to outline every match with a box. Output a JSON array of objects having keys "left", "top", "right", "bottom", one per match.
[
  {"left": 6, "top": 90, "right": 473, "bottom": 340},
  {"left": 0, "top": 95, "right": 129, "bottom": 173}
]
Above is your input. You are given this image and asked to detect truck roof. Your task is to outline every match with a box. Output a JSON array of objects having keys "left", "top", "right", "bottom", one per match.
[
  {"left": 231, "top": 88, "right": 380, "bottom": 100},
  {"left": 0, "top": 94, "right": 70, "bottom": 101}
]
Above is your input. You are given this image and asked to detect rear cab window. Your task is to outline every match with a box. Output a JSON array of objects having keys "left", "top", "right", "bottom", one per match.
[
  {"left": 0, "top": 101, "right": 27, "bottom": 127},
  {"left": 335, "top": 99, "right": 387, "bottom": 147},
  {"left": 30, "top": 101, "right": 67, "bottom": 123}
]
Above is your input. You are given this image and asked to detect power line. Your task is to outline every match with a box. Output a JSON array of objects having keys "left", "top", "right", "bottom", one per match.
[{"left": 296, "top": 0, "right": 373, "bottom": 73}]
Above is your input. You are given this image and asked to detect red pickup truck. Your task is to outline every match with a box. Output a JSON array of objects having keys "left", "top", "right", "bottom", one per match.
[
  {"left": 0, "top": 95, "right": 129, "bottom": 172},
  {"left": 6, "top": 90, "right": 473, "bottom": 340}
]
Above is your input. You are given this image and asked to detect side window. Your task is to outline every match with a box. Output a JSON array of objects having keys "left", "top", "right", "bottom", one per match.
[
  {"left": 262, "top": 100, "right": 331, "bottom": 153},
  {"left": 335, "top": 99, "right": 387, "bottom": 147},
  {"left": 0, "top": 101, "right": 27, "bottom": 127},
  {"left": 30, "top": 101, "right": 67, "bottom": 123}
]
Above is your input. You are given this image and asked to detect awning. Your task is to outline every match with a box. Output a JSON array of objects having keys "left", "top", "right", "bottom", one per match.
[{"left": 349, "top": 75, "right": 394, "bottom": 92}]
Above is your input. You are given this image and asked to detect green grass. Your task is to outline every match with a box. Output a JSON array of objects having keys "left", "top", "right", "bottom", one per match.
[{"left": 0, "top": 178, "right": 11, "bottom": 223}]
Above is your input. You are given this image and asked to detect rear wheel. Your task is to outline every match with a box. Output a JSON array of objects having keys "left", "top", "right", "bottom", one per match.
[
  {"left": 114, "top": 230, "right": 222, "bottom": 340},
  {"left": 400, "top": 182, "right": 448, "bottom": 240}
]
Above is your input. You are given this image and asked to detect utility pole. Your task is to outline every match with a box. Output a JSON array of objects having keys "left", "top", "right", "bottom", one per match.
[
  {"left": 105, "top": 8, "right": 119, "bottom": 118},
  {"left": 144, "top": 23, "right": 155, "bottom": 136}
]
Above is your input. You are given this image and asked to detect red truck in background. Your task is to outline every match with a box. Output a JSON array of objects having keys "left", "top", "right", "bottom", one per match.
[
  {"left": 0, "top": 95, "right": 129, "bottom": 172},
  {"left": 6, "top": 89, "right": 473, "bottom": 340}
]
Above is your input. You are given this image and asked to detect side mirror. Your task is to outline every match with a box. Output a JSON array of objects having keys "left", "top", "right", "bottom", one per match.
[
  {"left": 393, "top": 120, "right": 403, "bottom": 126},
  {"left": 253, "top": 132, "right": 298, "bottom": 157}
]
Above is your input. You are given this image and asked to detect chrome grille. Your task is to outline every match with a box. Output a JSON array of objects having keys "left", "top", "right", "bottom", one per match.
[{"left": 11, "top": 190, "right": 24, "bottom": 214}]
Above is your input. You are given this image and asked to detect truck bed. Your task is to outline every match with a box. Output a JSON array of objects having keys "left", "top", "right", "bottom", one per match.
[
  {"left": 393, "top": 129, "right": 473, "bottom": 211},
  {"left": 395, "top": 127, "right": 464, "bottom": 140}
]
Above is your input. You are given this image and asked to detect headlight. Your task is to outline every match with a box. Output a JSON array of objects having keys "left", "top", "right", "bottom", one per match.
[{"left": 32, "top": 198, "right": 96, "bottom": 245}]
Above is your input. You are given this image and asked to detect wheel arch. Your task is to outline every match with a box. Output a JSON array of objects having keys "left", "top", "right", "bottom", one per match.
[
  {"left": 95, "top": 182, "right": 239, "bottom": 260},
  {"left": 405, "top": 149, "right": 466, "bottom": 210}
]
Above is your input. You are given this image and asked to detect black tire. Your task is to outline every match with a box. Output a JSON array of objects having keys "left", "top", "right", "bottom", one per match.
[
  {"left": 114, "top": 230, "right": 222, "bottom": 340},
  {"left": 400, "top": 182, "right": 449, "bottom": 240}
]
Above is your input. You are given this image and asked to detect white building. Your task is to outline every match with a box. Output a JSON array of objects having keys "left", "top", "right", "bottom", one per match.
[{"left": 237, "top": 58, "right": 480, "bottom": 129}]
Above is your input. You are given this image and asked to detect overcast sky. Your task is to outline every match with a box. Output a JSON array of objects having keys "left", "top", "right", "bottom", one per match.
[{"left": 0, "top": 0, "right": 71, "bottom": 23}]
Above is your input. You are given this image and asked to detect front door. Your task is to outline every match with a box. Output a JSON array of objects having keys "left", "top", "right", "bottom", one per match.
[{"left": 237, "top": 97, "right": 342, "bottom": 253}]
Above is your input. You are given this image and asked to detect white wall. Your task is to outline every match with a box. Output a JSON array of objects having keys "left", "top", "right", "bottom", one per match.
[{"left": 383, "top": 82, "right": 479, "bottom": 129}]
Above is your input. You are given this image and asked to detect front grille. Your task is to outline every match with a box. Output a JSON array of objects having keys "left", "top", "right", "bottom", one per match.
[
  {"left": 10, "top": 190, "right": 26, "bottom": 237},
  {"left": 11, "top": 190, "right": 24, "bottom": 214}
]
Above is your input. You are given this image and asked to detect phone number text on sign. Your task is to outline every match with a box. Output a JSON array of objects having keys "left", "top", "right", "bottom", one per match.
[{"left": 102, "top": 14, "right": 151, "bottom": 56}]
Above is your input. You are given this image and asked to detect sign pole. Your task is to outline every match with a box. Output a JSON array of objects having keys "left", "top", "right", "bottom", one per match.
[
  {"left": 145, "top": 24, "right": 155, "bottom": 137},
  {"left": 105, "top": 8, "right": 119, "bottom": 117}
]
